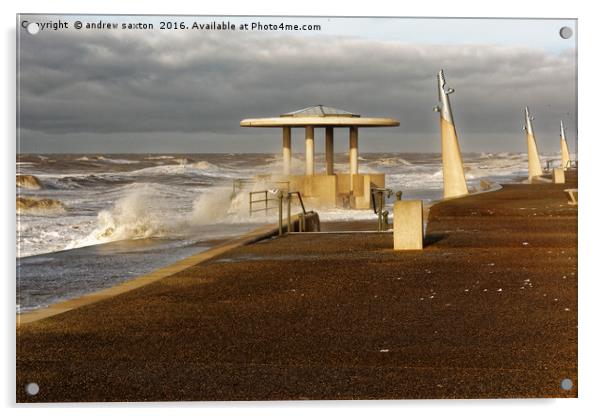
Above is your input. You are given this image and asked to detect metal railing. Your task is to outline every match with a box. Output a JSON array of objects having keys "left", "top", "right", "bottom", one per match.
[
  {"left": 286, "top": 191, "right": 307, "bottom": 234},
  {"left": 544, "top": 159, "right": 577, "bottom": 171},
  {"left": 232, "top": 178, "right": 254, "bottom": 196},
  {"left": 248, "top": 188, "right": 313, "bottom": 235},
  {"left": 245, "top": 181, "right": 291, "bottom": 217},
  {"left": 371, "top": 188, "right": 402, "bottom": 231},
  {"left": 249, "top": 190, "right": 280, "bottom": 216},
  {"left": 272, "top": 190, "right": 315, "bottom": 235}
]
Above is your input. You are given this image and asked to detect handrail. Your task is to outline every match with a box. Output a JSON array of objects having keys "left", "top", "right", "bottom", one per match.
[
  {"left": 370, "top": 187, "right": 401, "bottom": 232},
  {"left": 285, "top": 191, "right": 309, "bottom": 235},
  {"left": 248, "top": 189, "right": 311, "bottom": 235},
  {"left": 233, "top": 178, "right": 254, "bottom": 196},
  {"left": 246, "top": 181, "right": 292, "bottom": 217},
  {"left": 371, "top": 187, "right": 391, "bottom": 214},
  {"left": 249, "top": 190, "right": 279, "bottom": 216},
  {"left": 288, "top": 191, "right": 306, "bottom": 215},
  {"left": 545, "top": 159, "right": 577, "bottom": 171}
]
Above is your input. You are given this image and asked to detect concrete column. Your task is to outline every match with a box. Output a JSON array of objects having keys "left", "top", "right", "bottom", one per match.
[
  {"left": 282, "top": 127, "right": 291, "bottom": 175},
  {"left": 349, "top": 127, "right": 358, "bottom": 175},
  {"left": 305, "top": 126, "right": 314, "bottom": 176},
  {"left": 325, "top": 127, "right": 334, "bottom": 175},
  {"left": 393, "top": 200, "right": 423, "bottom": 250}
]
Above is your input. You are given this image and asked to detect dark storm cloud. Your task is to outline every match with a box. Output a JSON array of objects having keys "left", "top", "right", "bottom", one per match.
[{"left": 18, "top": 29, "right": 576, "bottom": 152}]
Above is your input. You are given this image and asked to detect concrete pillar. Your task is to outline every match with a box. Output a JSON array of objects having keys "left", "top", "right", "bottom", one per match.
[
  {"left": 560, "top": 120, "right": 570, "bottom": 170},
  {"left": 393, "top": 200, "right": 423, "bottom": 250},
  {"left": 325, "top": 127, "right": 334, "bottom": 175},
  {"left": 349, "top": 127, "right": 359, "bottom": 193},
  {"left": 553, "top": 167, "right": 565, "bottom": 184},
  {"left": 349, "top": 126, "right": 358, "bottom": 175},
  {"left": 524, "top": 107, "right": 543, "bottom": 181},
  {"left": 282, "top": 127, "right": 291, "bottom": 175},
  {"left": 305, "top": 126, "right": 314, "bottom": 176},
  {"left": 435, "top": 70, "right": 468, "bottom": 199}
]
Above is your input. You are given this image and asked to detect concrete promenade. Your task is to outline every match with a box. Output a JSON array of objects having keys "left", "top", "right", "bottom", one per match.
[{"left": 17, "top": 172, "right": 577, "bottom": 401}]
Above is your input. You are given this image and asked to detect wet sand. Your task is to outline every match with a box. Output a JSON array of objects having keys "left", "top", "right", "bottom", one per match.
[{"left": 17, "top": 172, "right": 577, "bottom": 401}]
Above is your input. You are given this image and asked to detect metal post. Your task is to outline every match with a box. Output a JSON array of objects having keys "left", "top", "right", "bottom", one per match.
[
  {"left": 265, "top": 190, "right": 268, "bottom": 213},
  {"left": 287, "top": 194, "right": 292, "bottom": 233},
  {"left": 278, "top": 193, "right": 284, "bottom": 236},
  {"left": 380, "top": 192, "right": 387, "bottom": 231}
]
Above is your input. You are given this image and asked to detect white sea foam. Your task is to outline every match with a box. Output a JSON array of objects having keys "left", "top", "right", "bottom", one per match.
[
  {"left": 145, "top": 155, "right": 175, "bottom": 160},
  {"left": 61, "top": 182, "right": 270, "bottom": 253},
  {"left": 17, "top": 152, "right": 529, "bottom": 258},
  {"left": 125, "top": 160, "right": 238, "bottom": 178},
  {"left": 97, "top": 156, "right": 139, "bottom": 164},
  {"left": 63, "top": 184, "right": 173, "bottom": 250}
]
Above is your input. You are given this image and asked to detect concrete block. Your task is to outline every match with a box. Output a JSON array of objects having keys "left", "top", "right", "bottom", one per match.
[
  {"left": 369, "top": 173, "right": 385, "bottom": 189},
  {"left": 352, "top": 175, "right": 372, "bottom": 209},
  {"left": 336, "top": 174, "right": 350, "bottom": 195},
  {"left": 553, "top": 168, "right": 565, "bottom": 184},
  {"left": 306, "top": 175, "right": 337, "bottom": 207},
  {"left": 394, "top": 200, "right": 423, "bottom": 250},
  {"left": 351, "top": 174, "right": 365, "bottom": 196}
]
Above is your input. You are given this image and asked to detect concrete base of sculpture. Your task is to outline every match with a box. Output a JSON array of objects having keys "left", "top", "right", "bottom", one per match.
[
  {"left": 393, "top": 200, "right": 424, "bottom": 250},
  {"left": 561, "top": 138, "right": 570, "bottom": 171},
  {"left": 257, "top": 173, "right": 385, "bottom": 209},
  {"left": 440, "top": 118, "right": 469, "bottom": 199},
  {"left": 526, "top": 132, "right": 543, "bottom": 182},
  {"left": 553, "top": 168, "right": 566, "bottom": 184}
]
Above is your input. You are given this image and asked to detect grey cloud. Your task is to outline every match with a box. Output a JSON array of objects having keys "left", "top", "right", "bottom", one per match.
[{"left": 18, "top": 29, "right": 576, "bottom": 153}]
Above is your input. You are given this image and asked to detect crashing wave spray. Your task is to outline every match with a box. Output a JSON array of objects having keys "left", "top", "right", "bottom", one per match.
[
  {"left": 433, "top": 69, "right": 468, "bottom": 199},
  {"left": 65, "top": 184, "right": 175, "bottom": 250}
]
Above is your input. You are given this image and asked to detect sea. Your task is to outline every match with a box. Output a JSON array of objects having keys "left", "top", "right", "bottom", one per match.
[{"left": 16, "top": 152, "right": 543, "bottom": 313}]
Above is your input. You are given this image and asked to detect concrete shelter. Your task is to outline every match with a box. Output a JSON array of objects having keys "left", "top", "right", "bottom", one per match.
[{"left": 240, "top": 105, "right": 400, "bottom": 209}]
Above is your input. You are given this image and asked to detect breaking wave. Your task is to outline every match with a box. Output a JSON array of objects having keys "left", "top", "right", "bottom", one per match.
[
  {"left": 64, "top": 184, "right": 173, "bottom": 249},
  {"left": 16, "top": 175, "right": 42, "bottom": 189},
  {"left": 63, "top": 181, "right": 269, "bottom": 252},
  {"left": 17, "top": 197, "right": 65, "bottom": 214}
]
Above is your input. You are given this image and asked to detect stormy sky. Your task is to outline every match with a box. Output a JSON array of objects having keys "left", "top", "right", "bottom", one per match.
[{"left": 17, "top": 16, "right": 577, "bottom": 154}]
